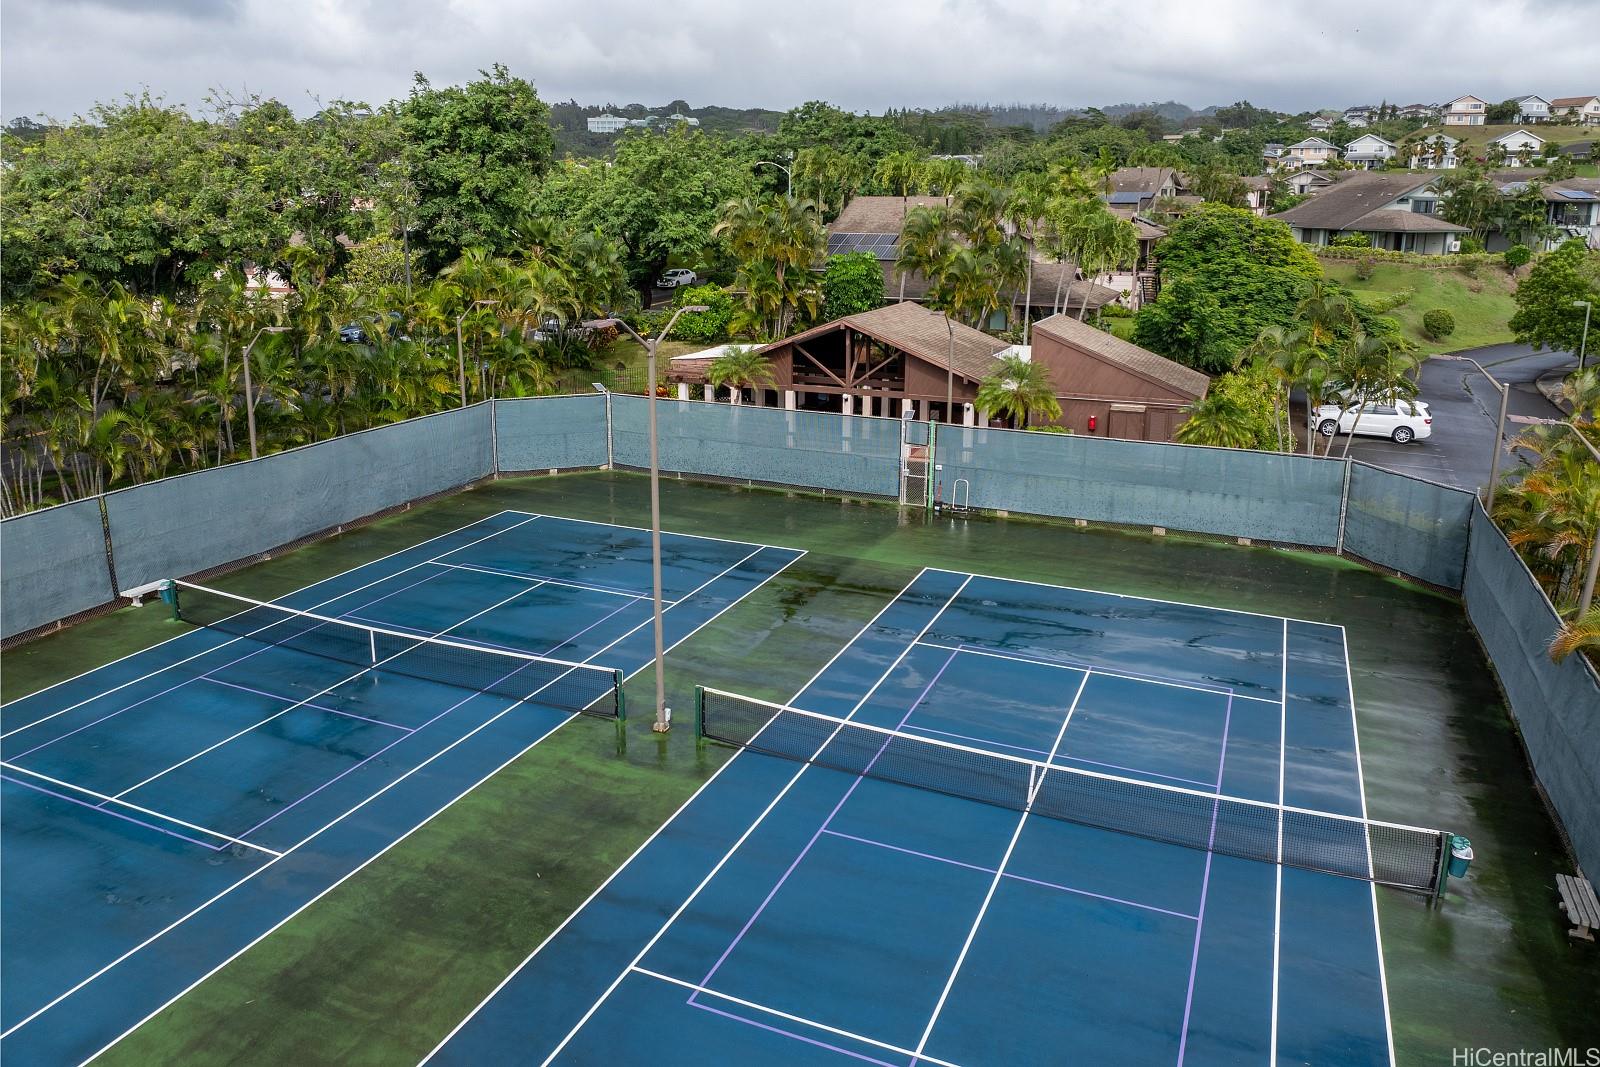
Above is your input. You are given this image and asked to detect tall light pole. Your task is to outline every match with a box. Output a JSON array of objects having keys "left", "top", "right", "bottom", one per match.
[
  {"left": 944, "top": 313, "right": 956, "bottom": 423},
  {"left": 755, "top": 160, "right": 792, "bottom": 196},
  {"left": 456, "top": 299, "right": 499, "bottom": 408},
  {"left": 1574, "top": 299, "right": 1592, "bottom": 372},
  {"left": 1438, "top": 353, "right": 1511, "bottom": 510},
  {"left": 606, "top": 305, "right": 709, "bottom": 732},
  {"left": 1507, "top": 414, "right": 1600, "bottom": 614},
  {"left": 241, "top": 326, "right": 288, "bottom": 460}
]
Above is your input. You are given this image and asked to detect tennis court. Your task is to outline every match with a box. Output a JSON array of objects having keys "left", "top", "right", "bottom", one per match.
[
  {"left": 429, "top": 568, "right": 1436, "bottom": 1066},
  {"left": 0, "top": 510, "right": 803, "bottom": 1066}
]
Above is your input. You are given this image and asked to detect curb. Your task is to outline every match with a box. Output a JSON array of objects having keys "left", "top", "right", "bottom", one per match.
[{"left": 1535, "top": 371, "right": 1573, "bottom": 414}]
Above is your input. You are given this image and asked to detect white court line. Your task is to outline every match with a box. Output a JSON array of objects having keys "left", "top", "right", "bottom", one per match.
[
  {"left": 70, "top": 541, "right": 807, "bottom": 1062},
  {"left": 0, "top": 763, "right": 281, "bottom": 857},
  {"left": 105, "top": 582, "right": 552, "bottom": 801},
  {"left": 503, "top": 508, "right": 784, "bottom": 552},
  {"left": 425, "top": 561, "right": 670, "bottom": 602},
  {"left": 523, "top": 573, "right": 973, "bottom": 1067},
  {"left": 420, "top": 566, "right": 932, "bottom": 1065},
  {"left": 926, "top": 566, "right": 1337, "bottom": 628},
  {"left": 1339, "top": 626, "right": 1399, "bottom": 1067},
  {"left": 915, "top": 640, "right": 1280, "bottom": 705},
  {"left": 0, "top": 512, "right": 543, "bottom": 741},
  {"left": 630, "top": 966, "right": 964, "bottom": 1067},
  {"left": 910, "top": 670, "right": 1090, "bottom": 1061},
  {"left": 1269, "top": 618, "right": 1288, "bottom": 1065}
]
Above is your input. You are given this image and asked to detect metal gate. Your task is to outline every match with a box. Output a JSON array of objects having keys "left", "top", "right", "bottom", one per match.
[{"left": 899, "top": 418, "right": 931, "bottom": 507}]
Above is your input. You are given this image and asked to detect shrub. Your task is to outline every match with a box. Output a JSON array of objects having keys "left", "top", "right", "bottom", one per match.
[
  {"left": 1459, "top": 236, "right": 1486, "bottom": 254},
  {"left": 668, "top": 284, "right": 734, "bottom": 344},
  {"left": 1503, "top": 244, "right": 1533, "bottom": 273},
  {"left": 820, "top": 252, "right": 884, "bottom": 320},
  {"left": 1422, "top": 308, "right": 1456, "bottom": 339},
  {"left": 1363, "top": 287, "right": 1415, "bottom": 314},
  {"left": 1354, "top": 257, "right": 1376, "bottom": 281},
  {"left": 1329, "top": 233, "right": 1374, "bottom": 249}
]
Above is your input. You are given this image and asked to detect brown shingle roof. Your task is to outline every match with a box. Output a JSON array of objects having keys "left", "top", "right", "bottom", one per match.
[
  {"left": 1106, "top": 167, "right": 1174, "bottom": 197},
  {"left": 762, "top": 302, "right": 1010, "bottom": 383},
  {"left": 1032, "top": 315, "right": 1209, "bottom": 400},
  {"left": 829, "top": 195, "right": 948, "bottom": 234},
  {"left": 1269, "top": 172, "right": 1437, "bottom": 230},
  {"left": 1344, "top": 210, "right": 1469, "bottom": 233},
  {"left": 1551, "top": 95, "right": 1600, "bottom": 108},
  {"left": 879, "top": 260, "right": 1119, "bottom": 311}
]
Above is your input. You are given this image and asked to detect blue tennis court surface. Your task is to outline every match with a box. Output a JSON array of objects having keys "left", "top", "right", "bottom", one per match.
[
  {"left": 0, "top": 511, "right": 803, "bottom": 1066},
  {"left": 429, "top": 568, "right": 1397, "bottom": 1066}
]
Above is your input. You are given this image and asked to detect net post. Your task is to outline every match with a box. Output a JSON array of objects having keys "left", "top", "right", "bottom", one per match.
[
  {"left": 694, "top": 685, "right": 706, "bottom": 741},
  {"left": 614, "top": 669, "right": 627, "bottom": 722},
  {"left": 1432, "top": 829, "right": 1452, "bottom": 904},
  {"left": 160, "top": 579, "right": 180, "bottom": 621}
]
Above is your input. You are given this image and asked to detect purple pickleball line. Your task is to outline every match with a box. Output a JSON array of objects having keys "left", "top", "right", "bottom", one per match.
[
  {"left": 693, "top": 646, "right": 963, "bottom": 993},
  {"left": 1176, "top": 691, "right": 1233, "bottom": 1066},
  {"left": 687, "top": 998, "right": 905, "bottom": 1067},
  {"left": 2, "top": 773, "right": 245, "bottom": 853},
  {"left": 199, "top": 678, "right": 413, "bottom": 731}
]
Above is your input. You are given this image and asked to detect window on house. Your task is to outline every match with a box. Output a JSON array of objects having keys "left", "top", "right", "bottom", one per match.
[{"left": 1412, "top": 200, "right": 1436, "bottom": 215}]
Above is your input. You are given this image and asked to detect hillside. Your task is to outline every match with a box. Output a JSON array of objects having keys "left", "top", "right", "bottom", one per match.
[
  {"left": 547, "top": 99, "right": 783, "bottom": 156},
  {"left": 1323, "top": 259, "right": 1519, "bottom": 353},
  {"left": 1410, "top": 122, "right": 1595, "bottom": 155}
]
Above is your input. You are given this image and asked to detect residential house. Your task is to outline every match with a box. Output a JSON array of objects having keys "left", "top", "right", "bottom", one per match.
[
  {"left": 825, "top": 196, "right": 1119, "bottom": 321},
  {"left": 1344, "top": 134, "right": 1398, "bottom": 170},
  {"left": 1409, "top": 133, "right": 1462, "bottom": 169},
  {"left": 1344, "top": 115, "right": 1371, "bottom": 129},
  {"left": 1343, "top": 105, "right": 1376, "bottom": 125},
  {"left": 1269, "top": 172, "right": 1469, "bottom": 253},
  {"left": 1280, "top": 137, "right": 1340, "bottom": 169},
  {"left": 1397, "top": 103, "right": 1438, "bottom": 120},
  {"left": 1307, "top": 116, "right": 1334, "bottom": 132},
  {"left": 1489, "top": 129, "right": 1546, "bottom": 166},
  {"left": 1515, "top": 95, "right": 1552, "bottom": 123},
  {"left": 1283, "top": 170, "right": 1337, "bottom": 197},
  {"left": 1443, "top": 95, "right": 1489, "bottom": 126},
  {"left": 1242, "top": 175, "right": 1272, "bottom": 217},
  {"left": 665, "top": 112, "right": 701, "bottom": 127},
  {"left": 698, "top": 302, "right": 1208, "bottom": 441},
  {"left": 1550, "top": 96, "right": 1600, "bottom": 124},
  {"left": 1103, "top": 167, "right": 1180, "bottom": 212},
  {"left": 1485, "top": 178, "right": 1600, "bottom": 252},
  {"left": 586, "top": 113, "right": 630, "bottom": 133},
  {"left": 1262, "top": 142, "right": 1286, "bottom": 163}
]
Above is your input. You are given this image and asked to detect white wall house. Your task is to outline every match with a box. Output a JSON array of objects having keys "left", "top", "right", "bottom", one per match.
[
  {"left": 1282, "top": 137, "right": 1340, "bottom": 168},
  {"left": 1270, "top": 173, "right": 1468, "bottom": 255},
  {"left": 586, "top": 114, "right": 630, "bottom": 134},
  {"left": 1345, "top": 115, "right": 1371, "bottom": 129},
  {"left": 1307, "top": 116, "right": 1334, "bottom": 132},
  {"left": 1550, "top": 96, "right": 1600, "bottom": 124},
  {"left": 1490, "top": 129, "right": 1546, "bottom": 166},
  {"left": 1344, "top": 134, "right": 1398, "bottom": 170},
  {"left": 1444, "top": 95, "right": 1488, "bottom": 126},
  {"left": 1397, "top": 103, "right": 1438, "bottom": 120},
  {"left": 1283, "top": 170, "right": 1336, "bottom": 197},
  {"left": 1515, "top": 96, "right": 1552, "bottom": 123},
  {"left": 1409, "top": 133, "right": 1462, "bottom": 169}
]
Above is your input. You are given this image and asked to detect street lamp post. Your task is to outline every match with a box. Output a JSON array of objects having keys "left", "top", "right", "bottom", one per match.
[
  {"left": 755, "top": 160, "right": 792, "bottom": 196},
  {"left": 1507, "top": 414, "right": 1600, "bottom": 615},
  {"left": 1437, "top": 353, "right": 1511, "bottom": 511},
  {"left": 1574, "top": 300, "right": 1593, "bottom": 372},
  {"left": 456, "top": 299, "right": 500, "bottom": 408},
  {"left": 241, "top": 326, "right": 289, "bottom": 460},
  {"left": 606, "top": 305, "right": 709, "bottom": 732}
]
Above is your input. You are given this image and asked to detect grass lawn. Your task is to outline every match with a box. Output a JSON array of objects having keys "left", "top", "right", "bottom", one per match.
[
  {"left": 1410, "top": 122, "right": 1597, "bottom": 156},
  {"left": 544, "top": 337, "right": 705, "bottom": 395},
  {"left": 1323, "top": 259, "right": 1519, "bottom": 353}
]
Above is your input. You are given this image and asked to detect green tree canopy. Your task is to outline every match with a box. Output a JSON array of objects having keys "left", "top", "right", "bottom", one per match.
[
  {"left": 1509, "top": 241, "right": 1600, "bottom": 353},
  {"left": 400, "top": 64, "right": 555, "bottom": 273},
  {"left": 821, "top": 252, "right": 885, "bottom": 320}
]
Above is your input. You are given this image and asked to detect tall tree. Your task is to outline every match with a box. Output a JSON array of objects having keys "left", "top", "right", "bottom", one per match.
[
  {"left": 1509, "top": 241, "right": 1600, "bottom": 354},
  {"left": 975, "top": 354, "right": 1061, "bottom": 428}
]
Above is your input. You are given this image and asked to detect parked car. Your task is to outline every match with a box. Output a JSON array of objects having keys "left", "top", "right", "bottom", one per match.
[
  {"left": 655, "top": 268, "right": 697, "bottom": 289},
  {"left": 1315, "top": 398, "right": 1433, "bottom": 443},
  {"left": 338, "top": 324, "right": 369, "bottom": 344}
]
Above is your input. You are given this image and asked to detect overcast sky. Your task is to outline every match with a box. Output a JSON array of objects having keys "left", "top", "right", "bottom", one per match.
[{"left": 3, "top": 0, "right": 1596, "bottom": 122}]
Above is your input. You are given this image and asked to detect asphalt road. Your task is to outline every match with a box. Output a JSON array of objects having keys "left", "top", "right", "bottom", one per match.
[{"left": 1333, "top": 342, "right": 1576, "bottom": 492}]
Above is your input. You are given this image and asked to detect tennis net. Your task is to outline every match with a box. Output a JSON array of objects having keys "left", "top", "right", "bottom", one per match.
[
  {"left": 697, "top": 686, "right": 1450, "bottom": 894},
  {"left": 171, "top": 580, "right": 625, "bottom": 719}
]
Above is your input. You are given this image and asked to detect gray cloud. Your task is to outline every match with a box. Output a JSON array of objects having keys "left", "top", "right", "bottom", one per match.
[{"left": 3, "top": 0, "right": 1596, "bottom": 122}]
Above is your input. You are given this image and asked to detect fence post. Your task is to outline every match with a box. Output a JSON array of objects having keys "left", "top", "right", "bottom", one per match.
[
  {"left": 604, "top": 390, "right": 615, "bottom": 470},
  {"left": 489, "top": 399, "right": 500, "bottom": 478},
  {"left": 1336, "top": 456, "right": 1353, "bottom": 555},
  {"left": 926, "top": 421, "right": 938, "bottom": 512},
  {"left": 97, "top": 494, "right": 120, "bottom": 596}
]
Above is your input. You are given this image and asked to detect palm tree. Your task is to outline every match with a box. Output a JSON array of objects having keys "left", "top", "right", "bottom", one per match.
[
  {"left": 975, "top": 354, "right": 1061, "bottom": 428},
  {"left": 896, "top": 206, "right": 954, "bottom": 305},
  {"left": 706, "top": 346, "right": 775, "bottom": 404},
  {"left": 1175, "top": 391, "right": 1259, "bottom": 448},
  {"left": 1549, "top": 605, "right": 1600, "bottom": 663},
  {"left": 1005, "top": 173, "right": 1050, "bottom": 342},
  {"left": 1241, "top": 325, "right": 1302, "bottom": 452},
  {"left": 1321, "top": 333, "right": 1420, "bottom": 457},
  {"left": 990, "top": 239, "right": 1031, "bottom": 333},
  {"left": 951, "top": 178, "right": 1008, "bottom": 248},
  {"left": 875, "top": 151, "right": 923, "bottom": 210}
]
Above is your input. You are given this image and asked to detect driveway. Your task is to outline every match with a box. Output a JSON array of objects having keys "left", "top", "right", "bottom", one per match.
[{"left": 1332, "top": 343, "right": 1576, "bottom": 492}]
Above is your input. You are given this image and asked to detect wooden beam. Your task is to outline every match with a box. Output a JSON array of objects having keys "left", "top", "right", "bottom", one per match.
[{"left": 795, "top": 343, "right": 846, "bottom": 387}]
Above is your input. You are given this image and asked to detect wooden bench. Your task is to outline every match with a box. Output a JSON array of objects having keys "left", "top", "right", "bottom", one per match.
[{"left": 1556, "top": 873, "right": 1600, "bottom": 941}]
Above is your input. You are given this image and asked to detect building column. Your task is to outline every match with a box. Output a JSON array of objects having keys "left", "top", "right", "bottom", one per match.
[
  {"left": 842, "top": 394, "right": 855, "bottom": 417},
  {"left": 677, "top": 383, "right": 690, "bottom": 401},
  {"left": 902, "top": 398, "right": 917, "bottom": 419},
  {"left": 784, "top": 390, "right": 797, "bottom": 410},
  {"left": 703, "top": 384, "right": 715, "bottom": 403},
  {"left": 862, "top": 394, "right": 875, "bottom": 418},
  {"left": 963, "top": 403, "right": 976, "bottom": 427}
]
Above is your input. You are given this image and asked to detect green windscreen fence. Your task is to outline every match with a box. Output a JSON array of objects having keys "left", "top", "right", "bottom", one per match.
[
  {"left": 1462, "top": 504, "right": 1600, "bottom": 876},
  {"left": 609, "top": 395, "right": 902, "bottom": 498},
  {"left": 933, "top": 426, "right": 1347, "bottom": 547},
  {"left": 1342, "top": 463, "right": 1474, "bottom": 589},
  {"left": 493, "top": 395, "right": 609, "bottom": 472},
  {"left": 104, "top": 404, "right": 494, "bottom": 589},
  {"left": 0, "top": 499, "right": 117, "bottom": 639}
]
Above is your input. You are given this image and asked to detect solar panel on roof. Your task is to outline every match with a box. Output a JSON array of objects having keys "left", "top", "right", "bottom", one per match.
[
  {"left": 1106, "top": 192, "right": 1145, "bottom": 205},
  {"left": 1560, "top": 190, "right": 1597, "bottom": 200}
]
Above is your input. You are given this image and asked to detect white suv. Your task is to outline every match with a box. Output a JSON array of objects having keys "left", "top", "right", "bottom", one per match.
[
  {"left": 1315, "top": 399, "right": 1433, "bottom": 444},
  {"left": 655, "top": 268, "right": 697, "bottom": 289}
]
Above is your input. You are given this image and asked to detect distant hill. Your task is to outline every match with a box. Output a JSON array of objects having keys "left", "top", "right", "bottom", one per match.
[{"left": 548, "top": 99, "right": 782, "bottom": 155}]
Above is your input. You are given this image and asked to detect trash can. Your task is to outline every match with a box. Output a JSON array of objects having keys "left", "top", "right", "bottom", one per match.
[{"left": 1447, "top": 835, "right": 1473, "bottom": 879}]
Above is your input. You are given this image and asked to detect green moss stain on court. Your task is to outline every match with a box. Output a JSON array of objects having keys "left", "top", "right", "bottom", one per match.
[{"left": 7, "top": 471, "right": 1590, "bottom": 1064}]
